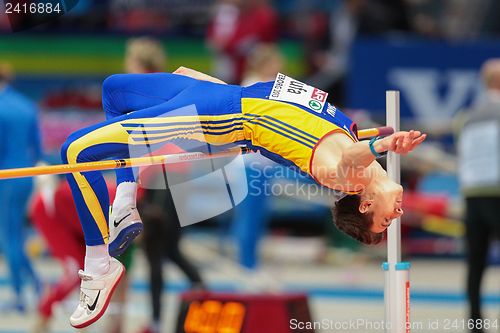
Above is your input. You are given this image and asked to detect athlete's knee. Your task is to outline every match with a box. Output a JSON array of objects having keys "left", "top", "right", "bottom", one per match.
[
  {"left": 61, "top": 132, "right": 87, "bottom": 164},
  {"left": 60, "top": 137, "right": 72, "bottom": 164},
  {"left": 102, "top": 74, "right": 127, "bottom": 95},
  {"left": 102, "top": 74, "right": 127, "bottom": 118}
]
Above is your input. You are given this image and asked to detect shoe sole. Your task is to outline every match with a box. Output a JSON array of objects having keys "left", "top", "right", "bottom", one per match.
[
  {"left": 70, "top": 265, "right": 125, "bottom": 329},
  {"left": 109, "top": 222, "right": 143, "bottom": 257}
]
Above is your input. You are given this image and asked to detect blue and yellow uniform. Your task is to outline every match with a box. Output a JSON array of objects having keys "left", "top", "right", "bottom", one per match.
[{"left": 61, "top": 73, "right": 357, "bottom": 246}]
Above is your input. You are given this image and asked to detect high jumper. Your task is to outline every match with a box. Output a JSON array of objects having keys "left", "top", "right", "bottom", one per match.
[{"left": 0, "top": 67, "right": 426, "bottom": 328}]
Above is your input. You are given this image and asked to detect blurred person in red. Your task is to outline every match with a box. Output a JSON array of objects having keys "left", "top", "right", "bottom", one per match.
[
  {"left": 31, "top": 176, "right": 85, "bottom": 332},
  {"left": 108, "top": 0, "right": 169, "bottom": 33},
  {"left": 455, "top": 58, "right": 500, "bottom": 333},
  {"left": 207, "top": 0, "right": 278, "bottom": 84},
  {"left": 0, "top": 61, "right": 42, "bottom": 312},
  {"left": 125, "top": 37, "right": 205, "bottom": 333}
]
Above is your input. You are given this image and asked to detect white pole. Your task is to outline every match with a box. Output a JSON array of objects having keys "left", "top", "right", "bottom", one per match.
[
  {"left": 384, "top": 91, "right": 411, "bottom": 333},
  {"left": 386, "top": 91, "right": 402, "bottom": 263}
]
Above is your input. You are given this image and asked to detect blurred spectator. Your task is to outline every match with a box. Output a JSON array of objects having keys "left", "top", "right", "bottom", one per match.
[
  {"left": 108, "top": 0, "right": 170, "bottom": 33},
  {"left": 125, "top": 37, "right": 166, "bottom": 74},
  {"left": 455, "top": 58, "right": 500, "bottom": 333},
  {"left": 206, "top": 0, "right": 278, "bottom": 84},
  {"left": 241, "top": 43, "right": 284, "bottom": 86},
  {"left": 307, "top": 0, "right": 410, "bottom": 105},
  {"left": 123, "top": 37, "right": 205, "bottom": 333},
  {"left": 289, "top": 1, "right": 330, "bottom": 76},
  {"left": 50, "top": 0, "right": 109, "bottom": 32},
  {"left": 0, "top": 62, "right": 42, "bottom": 312},
  {"left": 407, "top": 0, "right": 495, "bottom": 40},
  {"left": 31, "top": 177, "right": 85, "bottom": 333},
  {"left": 0, "top": 3, "right": 10, "bottom": 31},
  {"left": 356, "top": 0, "right": 410, "bottom": 34}
]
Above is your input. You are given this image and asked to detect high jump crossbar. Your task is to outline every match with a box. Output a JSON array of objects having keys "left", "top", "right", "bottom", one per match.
[
  {"left": 384, "top": 91, "right": 410, "bottom": 333},
  {"left": 0, "top": 126, "right": 393, "bottom": 180}
]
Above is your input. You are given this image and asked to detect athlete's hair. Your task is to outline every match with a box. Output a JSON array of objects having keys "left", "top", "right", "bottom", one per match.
[
  {"left": 125, "top": 37, "right": 166, "bottom": 73},
  {"left": 332, "top": 195, "right": 384, "bottom": 245}
]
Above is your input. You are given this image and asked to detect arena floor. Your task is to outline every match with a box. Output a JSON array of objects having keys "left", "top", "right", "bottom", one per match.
[{"left": 0, "top": 234, "right": 498, "bottom": 333}]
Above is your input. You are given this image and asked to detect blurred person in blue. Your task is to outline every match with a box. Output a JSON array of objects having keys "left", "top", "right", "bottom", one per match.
[
  {"left": 456, "top": 58, "right": 500, "bottom": 333},
  {"left": 0, "top": 61, "right": 42, "bottom": 312}
]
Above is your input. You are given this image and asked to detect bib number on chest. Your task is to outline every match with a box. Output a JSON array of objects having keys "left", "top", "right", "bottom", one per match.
[{"left": 269, "top": 73, "right": 328, "bottom": 113}]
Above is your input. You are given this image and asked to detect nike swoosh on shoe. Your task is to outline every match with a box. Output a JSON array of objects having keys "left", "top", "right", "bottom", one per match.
[
  {"left": 113, "top": 213, "right": 131, "bottom": 227},
  {"left": 87, "top": 291, "right": 100, "bottom": 312}
]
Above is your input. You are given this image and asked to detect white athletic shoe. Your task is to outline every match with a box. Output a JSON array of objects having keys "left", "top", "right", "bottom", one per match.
[
  {"left": 69, "top": 258, "right": 125, "bottom": 329},
  {"left": 108, "top": 205, "right": 143, "bottom": 257}
]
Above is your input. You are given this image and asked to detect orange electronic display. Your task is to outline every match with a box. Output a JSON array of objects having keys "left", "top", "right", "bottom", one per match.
[
  {"left": 183, "top": 300, "right": 246, "bottom": 333},
  {"left": 176, "top": 292, "right": 314, "bottom": 333}
]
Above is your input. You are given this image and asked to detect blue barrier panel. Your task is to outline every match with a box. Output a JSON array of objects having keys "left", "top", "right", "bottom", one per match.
[{"left": 348, "top": 38, "right": 500, "bottom": 121}]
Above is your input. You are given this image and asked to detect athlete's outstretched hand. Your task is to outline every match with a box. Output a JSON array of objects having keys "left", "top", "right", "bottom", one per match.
[{"left": 381, "top": 130, "right": 427, "bottom": 155}]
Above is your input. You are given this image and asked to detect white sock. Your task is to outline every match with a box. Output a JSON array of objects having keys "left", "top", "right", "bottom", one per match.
[
  {"left": 113, "top": 182, "right": 137, "bottom": 213},
  {"left": 84, "top": 245, "right": 110, "bottom": 276}
]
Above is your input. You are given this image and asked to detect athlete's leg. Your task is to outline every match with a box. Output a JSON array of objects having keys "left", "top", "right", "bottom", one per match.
[
  {"left": 101, "top": 73, "right": 198, "bottom": 186},
  {"left": 61, "top": 119, "right": 130, "bottom": 327},
  {"left": 62, "top": 79, "right": 242, "bottom": 247},
  {"left": 102, "top": 73, "right": 197, "bottom": 119},
  {"left": 62, "top": 81, "right": 242, "bottom": 327}
]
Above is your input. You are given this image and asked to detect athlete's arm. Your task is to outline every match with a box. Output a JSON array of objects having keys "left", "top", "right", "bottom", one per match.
[
  {"left": 312, "top": 131, "right": 426, "bottom": 190},
  {"left": 173, "top": 66, "right": 227, "bottom": 85}
]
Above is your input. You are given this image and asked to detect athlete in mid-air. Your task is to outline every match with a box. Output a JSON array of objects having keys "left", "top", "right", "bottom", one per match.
[{"left": 61, "top": 67, "right": 426, "bottom": 328}]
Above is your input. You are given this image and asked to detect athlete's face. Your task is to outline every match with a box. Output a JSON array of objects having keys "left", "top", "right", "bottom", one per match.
[{"left": 359, "top": 181, "right": 404, "bottom": 233}]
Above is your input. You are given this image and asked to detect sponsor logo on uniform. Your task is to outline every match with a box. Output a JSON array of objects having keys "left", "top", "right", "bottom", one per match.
[
  {"left": 311, "top": 88, "right": 327, "bottom": 103},
  {"left": 309, "top": 100, "right": 322, "bottom": 111},
  {"left": 326, "top": 104, "right": 337, "bottom": 117}
]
